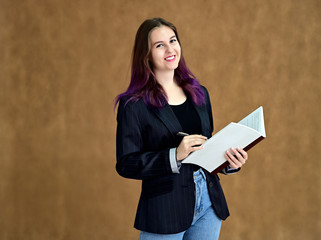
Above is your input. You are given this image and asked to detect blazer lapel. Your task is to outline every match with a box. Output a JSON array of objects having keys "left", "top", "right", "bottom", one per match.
[
  {"left": 189, "top": 97, "right": 211, "bottom": 136},
  {"left": 150, "top": 97, "right": 212, "bottom": 137},
  {"left": 150, "top": 104, "right": 183, "bottom": 137}
]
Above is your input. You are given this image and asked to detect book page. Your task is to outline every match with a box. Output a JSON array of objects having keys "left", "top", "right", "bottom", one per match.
[
  {"left": 182, "top": 123, "right": 262, "bottom": 172},
  {"left": 182, "top": 106, "right": 266, "bottom": 172},
  {"left": 238, "top": 106, "right": 266, "bottom": 137}
]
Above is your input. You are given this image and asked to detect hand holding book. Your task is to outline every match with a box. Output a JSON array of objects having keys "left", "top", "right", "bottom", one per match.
[
  {"left": 176, "top": 134, "right": 207, "bottom": 161},
  {"left": 224, "top": 147, "right": 248, "bottom": 170},
  {"left": 181, "top": 106, "right": 266, "bottom": 174},
  {"left": 176, "top": 133, "right": 249, "bottom": 170}
]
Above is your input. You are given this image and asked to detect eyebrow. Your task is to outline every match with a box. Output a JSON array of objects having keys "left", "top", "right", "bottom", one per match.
[{"left": 153, "top": 35, "right": 177, "bottom": 46}]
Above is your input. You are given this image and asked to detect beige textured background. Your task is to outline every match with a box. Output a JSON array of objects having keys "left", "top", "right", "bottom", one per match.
[{"left": 1, "top": 0, "right": 320, "bottom": 239}]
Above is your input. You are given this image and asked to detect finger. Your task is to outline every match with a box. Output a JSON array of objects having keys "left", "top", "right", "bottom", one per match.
[
  {"left": 193, "top": 134, "right": 208, "bottom": 139},
  {"left": 225, "top": 153, "right": 239, "bottom": 169},
  {"left": 237, "top": 148, "right": 248, "bottom": 160},
  {"left": 182, "top": 136, "right": 205, "bottom": 143},
  {"left": 230, "top": 148, "right": 246, "bottom": 164},
  {"left": 184, "top": 135, "right": 208, "bottom": 141},
  {"left": 189, "top": 139, "right": 207, "bottom": 147},
  {"left": 225, "top": 150, "right": 242, "bottom": 168},
  {"left": 183, "top": 137, "right": 206, "bottom": 146},
  {"left": 190, "top": 145, "right": 205, "bottom": 152}
]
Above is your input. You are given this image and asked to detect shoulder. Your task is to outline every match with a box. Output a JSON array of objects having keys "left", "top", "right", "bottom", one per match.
[
  {"left": 200, "top": 85, "right": 209, "bottom": 95},
  {"left": 118, "top": 96, "right": 145, "bottom": 110},
  {"left": 199, "top": 85, "right": 211, "bottom": 103},
  {"left": 117, "top": 96, "right": 147, "bottom": 120}
]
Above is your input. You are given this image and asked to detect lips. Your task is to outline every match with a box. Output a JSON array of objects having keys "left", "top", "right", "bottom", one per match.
[{"left": 165, "top": 55, "right": 176, "bottom": 61}]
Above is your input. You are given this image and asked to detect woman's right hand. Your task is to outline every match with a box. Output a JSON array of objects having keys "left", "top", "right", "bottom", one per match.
[{"left": 176, "top": 135, "right": 207, "bottom": 161}]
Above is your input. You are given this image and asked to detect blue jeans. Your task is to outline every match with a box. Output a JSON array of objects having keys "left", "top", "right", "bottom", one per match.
[{"left": 139, "top": 169, "right": 222, "bottom": 240}]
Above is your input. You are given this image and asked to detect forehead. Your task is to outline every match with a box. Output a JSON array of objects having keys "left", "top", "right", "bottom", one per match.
[{"left": 149, "top": 26, "right": 176, "bottom": 43}]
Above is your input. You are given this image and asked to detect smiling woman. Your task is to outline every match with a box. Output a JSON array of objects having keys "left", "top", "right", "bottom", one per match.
[
  {"left": 114, "top": 18, "right": 205, "bottom": 108},
  {"left": 149, "top": 26, "right": 181, "bottom": 73},
  {"left": 114, "top": 18, "right": 248, "bottom": 240},
  {"left": 149, "top": 26, "right": 185, "bottom": 105}
]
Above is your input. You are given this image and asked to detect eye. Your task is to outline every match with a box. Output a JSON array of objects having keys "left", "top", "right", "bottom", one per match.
[
  {"left": 170, "top": 38, "right": 177, "bottom": 43},
  {"left": 156, "top": 43, "right": 163, "bottom": 48}
]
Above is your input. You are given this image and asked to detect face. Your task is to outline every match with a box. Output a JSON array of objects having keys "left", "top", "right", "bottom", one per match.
[{"left": 149, "top": 26, "right": 181, "bottom": 74}]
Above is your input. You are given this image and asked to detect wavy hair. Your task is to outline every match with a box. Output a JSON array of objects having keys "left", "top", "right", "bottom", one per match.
[{"left": 115, "top": 18, "right": 205, "bottom": 108}]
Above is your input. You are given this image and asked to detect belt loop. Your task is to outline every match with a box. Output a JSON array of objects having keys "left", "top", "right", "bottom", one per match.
[{"left": 199, "top": 168, "right": 207, "bottom": 180}]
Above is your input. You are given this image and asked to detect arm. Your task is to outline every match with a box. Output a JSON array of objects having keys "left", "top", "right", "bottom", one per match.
[{"left": 116, "top": 99, "right": 176, "bottom": 180}]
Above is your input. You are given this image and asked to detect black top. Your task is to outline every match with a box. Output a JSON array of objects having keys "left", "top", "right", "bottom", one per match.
[
  {"left": 170, "top": 98, "right": 202, "bottom": 135},
  {"left": 170, "top": 98, "right": 202, "bottom": 171}
]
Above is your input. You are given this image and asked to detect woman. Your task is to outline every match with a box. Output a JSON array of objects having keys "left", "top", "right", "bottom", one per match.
[{"left": 115, "top": 18, "right": 248, "bottom": 240}]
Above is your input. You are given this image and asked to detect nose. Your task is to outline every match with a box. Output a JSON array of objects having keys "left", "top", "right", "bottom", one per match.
[{"left": 166, "top": 44, "right": 174, "bottom": 53}]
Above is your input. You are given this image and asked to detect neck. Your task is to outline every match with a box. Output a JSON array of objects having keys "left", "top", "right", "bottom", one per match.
[
  {"left": 154, "top": 70, "right": 186, "bottom": 105},
  {"left": 154, "top": 70, "right": 175, "bottom": 89}
]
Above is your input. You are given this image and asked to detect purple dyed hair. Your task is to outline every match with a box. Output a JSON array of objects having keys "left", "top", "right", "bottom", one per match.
[{"left": 114, "top": 18, "right": 205, "bottom": 108}]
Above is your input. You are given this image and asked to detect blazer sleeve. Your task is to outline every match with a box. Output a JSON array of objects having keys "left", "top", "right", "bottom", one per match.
[{"left": 116, "top": 98, "right": 174, "bottom": 180}]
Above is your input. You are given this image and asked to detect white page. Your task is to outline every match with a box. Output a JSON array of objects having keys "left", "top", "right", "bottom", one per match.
[
  {"left": 182, "top": 123, "right": 263, "bottom": 172},
  {"left": 182, "top": 106, "right": 266, "bottom": 172},
  {"left": 238, "top": 106, "right": 266, "bottom": 137}
]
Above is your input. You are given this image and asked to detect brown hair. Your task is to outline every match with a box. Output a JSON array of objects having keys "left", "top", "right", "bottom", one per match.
[{"left": 115, "top": 18, "right": 205, "bottom": 108}]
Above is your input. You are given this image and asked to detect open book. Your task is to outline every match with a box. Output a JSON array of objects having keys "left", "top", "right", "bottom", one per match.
[{"left": 182, "top": 106, "right": 266, "bottom": 174}]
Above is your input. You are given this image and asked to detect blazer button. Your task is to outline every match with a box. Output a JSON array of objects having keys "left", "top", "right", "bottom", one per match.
[{"left": 208, "top": 182, "right": 213, "bottom": 188}]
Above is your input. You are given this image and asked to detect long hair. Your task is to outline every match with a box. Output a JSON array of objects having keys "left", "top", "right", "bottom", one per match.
[{"left": 114, "top": 18, "right": 205, "bottom": 108}]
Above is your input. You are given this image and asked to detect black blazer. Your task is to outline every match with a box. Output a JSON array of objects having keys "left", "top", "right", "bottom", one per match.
[{"left": 116, "top": 86, "right": 230, "bottom": 234}]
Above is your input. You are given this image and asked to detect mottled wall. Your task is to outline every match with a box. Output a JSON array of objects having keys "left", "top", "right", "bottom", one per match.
[{"left": 0, "top": 0, "right": 320, "bottom": 239}]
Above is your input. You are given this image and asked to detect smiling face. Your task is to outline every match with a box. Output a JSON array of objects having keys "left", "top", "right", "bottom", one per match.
[{"left": 149, "top": 26, "right": 181, "bottom": 75}]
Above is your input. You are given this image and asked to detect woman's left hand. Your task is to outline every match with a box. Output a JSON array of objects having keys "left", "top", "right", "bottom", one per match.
[{"left": 224, "top": 148, "right": 248, "bottom": 169}]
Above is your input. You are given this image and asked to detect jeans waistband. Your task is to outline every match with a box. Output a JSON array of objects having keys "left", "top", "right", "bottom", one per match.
[{"left": 193, "top": 168, "right": 206, "bottom": 181}]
